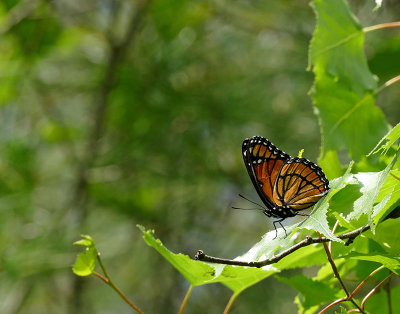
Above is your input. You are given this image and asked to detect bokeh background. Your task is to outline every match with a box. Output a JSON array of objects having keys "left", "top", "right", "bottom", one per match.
[{"left": 1, "top": 0, "right": 400, "bottom": 313}]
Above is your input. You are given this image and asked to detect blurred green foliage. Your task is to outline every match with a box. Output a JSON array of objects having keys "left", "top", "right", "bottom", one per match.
[{"left": 0, "top": 0, "right": 400, "bottom": 313}]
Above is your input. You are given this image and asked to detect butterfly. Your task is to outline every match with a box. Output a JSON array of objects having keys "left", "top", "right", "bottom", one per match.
[{"left": 241, "top": 136, "right": 330, "bottom": 238}]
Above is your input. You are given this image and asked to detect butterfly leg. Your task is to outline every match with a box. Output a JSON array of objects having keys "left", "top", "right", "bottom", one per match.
[{"left": 272, "top": 218, "right": 286, "bottom": 239}]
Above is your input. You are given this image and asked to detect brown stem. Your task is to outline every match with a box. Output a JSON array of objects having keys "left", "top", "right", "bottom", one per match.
[
  {"left": 319, "top": 235, "right": 349, "bottom": 296},
  {"left": 178, "top": 285, "right": 193, "bottom": 314},
  {"left": 319, "top": 297, "right": 347, "bottom": 314},
  {"left": 361, "top": 273, "right": 395, "bottom": 310},
  {"left": 223, "top": 293, "right": 239, "bottom": 314},
  {"left": 96, "top": 254, "right": 145, "bottom": 314},
  {"left": 195, "top": 225, "right": 370, "bottom": 267},
  {"left": 318, "top": 233, "right": 365, "bottom": 313},
  {"left": 364, "top": 22, "right": 400, "bottom": 33},
  {"left": 375, "top": 75, "right": 400, "bottom": 95},
  {"left": 348, "top": 266, "right": 385, "bottom": 299}
]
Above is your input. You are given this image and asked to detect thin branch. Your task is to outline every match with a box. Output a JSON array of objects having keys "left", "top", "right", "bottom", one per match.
[
  {"left": 223, "top": 293, "right": 239, "bottom": 314},
  {"left": 93, "top": 271, "right": 108, "bottom": 283},
  {"left": 96, "top": 253, "right": 145, "bottom": 314},
  {"left": 364, "top": 22, "right": 400, "bottom": 33},
  {"left": 320, "top": 236, "right": 350, "bottom": 296},
  {"left": 178, "top": 285, "right": 193, "bottom": 314},
  {"left": 318, "top": 233, "right": 365, "bottom": 313},
  {"left": 195, "top": 225, "right": 370, "bottom": 267},
  {"left": 319, "top": 297, "right": 347, "bottom": 314},
  {"left": 361, "top": 273, "right": 395, "bottom": 310},
  {"left": 375, "top": 75, "right": 400, "bottom": 95},
  {"left": 348, "top": 265, "right": 385, "bottom": 299}
]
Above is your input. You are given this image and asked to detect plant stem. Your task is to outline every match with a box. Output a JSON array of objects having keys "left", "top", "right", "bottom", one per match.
[
  {"left": 96, "top": 254, "right": 145, "bottom": 314},
  {"left": 319, "top": 297, "right": 347, "bottom": 313},
  {"left": 364, "top": 22, "right": 400, "bottom": 33},
  {"left": 178, "top": 285, "right": 193, "bottom": 314},
  {"left": 375, "top": 75, "right": 400, "bottom": 95},
  {"left": 361, "top": 273, "right": 395, "bottom": 310},
  {"left": 348, "top": 265, "right": 385, "bottom": 299},
  {"left": 318, "top": 233, "right": 365, "bottom": 313},
  {"left": 223, "top": 293, "right": 239, "bottom": 314}
]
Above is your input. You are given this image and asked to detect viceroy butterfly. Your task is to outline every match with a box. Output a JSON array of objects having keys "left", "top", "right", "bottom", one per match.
[{"left": 242, "top": 136, "right": 329, "bottom": 237}]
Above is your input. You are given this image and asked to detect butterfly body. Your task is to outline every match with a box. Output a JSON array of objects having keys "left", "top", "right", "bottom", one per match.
[{"left": 242, "top": 136, "right": 329, "bottom": 235}]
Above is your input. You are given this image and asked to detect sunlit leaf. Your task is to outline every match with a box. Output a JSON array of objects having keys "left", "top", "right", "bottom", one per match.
[{"left": 72, "top": 235, "right": 97, "bottom": 277}]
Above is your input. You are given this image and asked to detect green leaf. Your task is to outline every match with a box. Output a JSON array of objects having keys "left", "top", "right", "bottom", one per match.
[
  {"left": 72, "top": 235, "right": 97, "bottom": 277},
  {"left": 346, "top": 252, "right": 400, "bottom": 275},
  {"left": 309, "top": 0, "right": 389, "bottom": 163},
  {"left": 138, "top": 225, "right": 277, "bottom": 294},
  {"left": 366, "top": 219, "right": 400, "bottom": 255},
  {"left": 294, "top": 294, "right": 320, "bottom": 314},
  {"left": 74, "top": 235, "right": 94, "bottom": 247},
  {"left": 369, "top": 122, "right": 400, "bottom": 156},
  {"left": 318, "top": 149, "right": 344, "bottom": 181},
  {"left": 350, "top": 153, "right": 398, "bottom": 229},
  {"left": 274, "top": 244, "right": 326, "bottom": 270},
  {"left": 276, "top": 274, "right": 342, "bottom": 308}
]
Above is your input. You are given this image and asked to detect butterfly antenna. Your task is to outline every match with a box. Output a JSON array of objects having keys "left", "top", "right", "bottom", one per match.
[{"left": 238, "top": 194, "right": 264, "bottom": 210}]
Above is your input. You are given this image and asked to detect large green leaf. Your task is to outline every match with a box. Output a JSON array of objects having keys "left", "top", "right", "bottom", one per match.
[
  {"left": 309, "top": 0, "right": 389, "bottom": 167},
  {"left": 138, "top": 225, "right": 277, "bottom": 294}
]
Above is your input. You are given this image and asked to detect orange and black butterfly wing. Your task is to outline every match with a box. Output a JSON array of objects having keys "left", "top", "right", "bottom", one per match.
[
  {"left": 274, "top": 157, "right": 329, "bottom": 211},
  {"left": 242, "top": 136, "right": 290, "bottom": 210}
]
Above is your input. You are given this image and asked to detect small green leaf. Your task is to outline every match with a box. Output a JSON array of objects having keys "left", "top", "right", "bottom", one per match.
[
  {"left": 72, "top": 235, "right": 97, "bottom": 276},
  {"left": 73, "top": 235, "right": 94, "bottom": 247}
]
